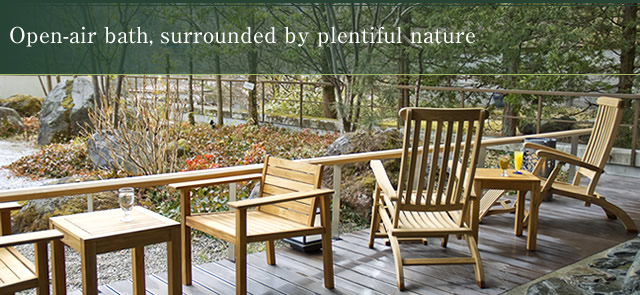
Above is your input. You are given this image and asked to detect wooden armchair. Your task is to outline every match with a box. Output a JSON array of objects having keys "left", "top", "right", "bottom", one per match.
[
  {"left": 368, "top": 107, "right": 488, "bottom": 290},
  {"left": 169, "top": 156, "right": 334, "bottom": 295},
  {"left": 0, "top": 202, "right": 64, "bottom": 295},
  {"left": 525, "top": 96, "right": 636, "bottom": 232}
]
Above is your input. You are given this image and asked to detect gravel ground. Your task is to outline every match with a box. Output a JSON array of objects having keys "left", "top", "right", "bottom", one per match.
[
  {"left": 15, "top": 233, "right": 227, "bottom": 294},
  {"left": 0, "top": 139, "right": 53, "bottom": 190}
]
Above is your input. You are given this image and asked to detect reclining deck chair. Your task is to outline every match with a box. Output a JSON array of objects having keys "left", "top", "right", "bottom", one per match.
[
  {"left": 525, "top": 96, "right": 636, "bottom": 232},
  {"left": 368, "top": 107, "right": 488, "bottom": 290}
]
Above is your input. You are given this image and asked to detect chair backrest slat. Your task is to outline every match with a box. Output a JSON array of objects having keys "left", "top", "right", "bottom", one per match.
[
  {"left": 393, "top": 108, "right": 486, "bottom": 220},
  {"left": 445, "top": 121, "right": 465, "bottom": 203},
  {"left": 573, "top": 97, "right": 624, "bottom": 193},
  {"left": 424, "top": 121, "right": 443, "bottom": 207},
  {"left": 413, "top": 122, "right": 432, "bottom": 206},
  {"left": 258, "top": 156, "right": 324, "bottom": 226}
]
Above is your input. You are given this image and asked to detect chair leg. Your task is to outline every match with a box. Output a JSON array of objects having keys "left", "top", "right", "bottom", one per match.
[
  {"left": 465, "top": 234, "right": 485, "bottom": 288},
  {"left": 368, "top": 187, "right": 382, "bottom": 249},
  {"left": 235, "top": 243, "right": 247, "bottom": 295},
  {"left": 388, "top": 235, "right": 405, "bottom": 290},
  {"left": 321, "top": 228, "right": 335, "bottom": 289},
  {"left": 441, "top": 235, "right": 449, "bottom": 248},
  {"left": 266, "top": 240, "right": 276, "bottom": 265},
  {"left": 35, "top": 241, "right": 50, "bottom": 295},
  {"left": 182, "top": 225, "right": 192, "bottom": 285},
  {"left": 591, "top": 195, "right": 638, "bottom": 232}
]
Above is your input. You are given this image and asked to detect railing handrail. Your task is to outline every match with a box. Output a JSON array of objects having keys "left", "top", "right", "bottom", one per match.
[{"left": 0, "top": 128, "right": 591, "bottom": 203}]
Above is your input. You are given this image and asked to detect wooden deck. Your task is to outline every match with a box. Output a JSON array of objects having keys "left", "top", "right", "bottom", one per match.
[{"left": 75, "top": 173, "right": 639, "bottom": 294}]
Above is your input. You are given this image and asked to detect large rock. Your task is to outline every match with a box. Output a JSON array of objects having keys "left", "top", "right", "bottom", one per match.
[
  {"left": 87, "top": 131, "right": 138, "bottom": 172},
  {"left": 324, "top": 128, "right": 403, "bottom": 219},
  {"left": 0, "top": 107, "right": 25, "bottom": 137},
  {"left": 11, "top": 177, "right": 119, "bottom": 233},
  {"left": 37, "top": 78, "right": 94, "bottom": 145},
  {"left": 0, "top": 94, "right": 43, "bottom": 117},
  {"left": 526, "top": 278, "right": 584, "bottom": 295},
  {"left": 519, "top": 115, "right": 576, "bottom": 135}
]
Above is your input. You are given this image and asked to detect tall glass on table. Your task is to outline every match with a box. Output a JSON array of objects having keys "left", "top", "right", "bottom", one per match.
[
  {"left": 499, "top": 155, "right": 510, "bottom": 177},
  {"left": 514, "top": 151, "right": 523, "bottom": 174},
  {"left": 118, "top": 187, "right": 135, "bottom": 222}
]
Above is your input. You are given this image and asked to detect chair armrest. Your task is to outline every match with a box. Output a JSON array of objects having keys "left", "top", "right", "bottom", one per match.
[
  {"left": 228, "top": 188, "right": 334, "bottom": 210},
  {"left": 0, "top": 202, "right": 21, "bottom": 213},
  {"left": 169, "top": 173, "right": 262, "bottom": 190},
  {"left": 536, "top": 149, "right": 602, "bottom": 173},
  {"left": 0, "top": 230, "right": 63, "bottom": 248},
  {"left": 370, "top": 160, "right": 397, "bottom": 198}
]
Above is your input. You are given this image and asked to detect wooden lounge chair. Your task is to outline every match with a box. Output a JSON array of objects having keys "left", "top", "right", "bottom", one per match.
[
  {"left": 368, "top": 107, "right": 488, "bottom": 290},
  {"left": 0, "top": 202, "right": 64, "bottom": 295},
  {"left": 525, "top": 96, "right": 637, "bottom": 232},
  {"left": 170, "top": 156, "right": 334, "bottom": 295}
]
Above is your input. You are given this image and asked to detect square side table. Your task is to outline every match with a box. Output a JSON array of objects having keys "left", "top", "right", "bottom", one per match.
[
  {"left": 49, "top": 206, "right": 181, "bottom": 295},
  {"left": 472, "top": 168, "right": 541, "bottom": 250}
]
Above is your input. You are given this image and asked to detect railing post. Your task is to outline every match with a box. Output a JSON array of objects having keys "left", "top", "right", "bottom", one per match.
[
  {"left": 568, "top": 135, "right": 579, "bottom": 181},
  {"left": 631, "top": 99, "right": 639, "bottom": 167},
  {"left": 536, "top": 95, "right": 542, "bottom": 134},
  {"left": 261, "top": 82, "right": 265, "bottom": 123},
  {"left": 460, "top": 91, "right": 465, "bottom": 108},
  {"left": 332, "top": 165, "right": 342, "bottom": 239},
  {"left": 229, "top": 81, "right": 233, "bottom": 118},
  {"left": 200, "top": 79, "right": 205, "bottom": 115},
  {"left": 226, "top": 182, "right": 236, "bottom": 261},
  {"left": 299, "top": 82, "right": 304, "bottom": 127},
  {"left": 87, "top": 195, "right": 93, "bottom": 212},
  {"left": 477, "top": 146, "right": 487, "bottom": 168}
]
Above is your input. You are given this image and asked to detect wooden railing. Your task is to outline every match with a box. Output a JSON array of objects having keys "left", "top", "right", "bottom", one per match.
[{"left": 0, "top": 128, "right": 591, "bottom": 240}]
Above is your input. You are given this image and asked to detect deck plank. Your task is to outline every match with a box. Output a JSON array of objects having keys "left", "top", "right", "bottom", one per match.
[{"left": 93, "top": 174, "right": 640, "bottom": 294}]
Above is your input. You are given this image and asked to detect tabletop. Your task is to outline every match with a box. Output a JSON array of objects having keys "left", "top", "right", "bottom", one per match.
[
  {"left": 474, "top": 168, "right": 540, "bottom": 182},
  {"left": 49, "top": 206, "right": 179, "bottom": 241}
]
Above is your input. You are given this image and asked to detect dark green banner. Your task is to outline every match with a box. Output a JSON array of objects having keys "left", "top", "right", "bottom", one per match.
[{"left": 0, "top": 3, "right": 636, "bottom": 74}]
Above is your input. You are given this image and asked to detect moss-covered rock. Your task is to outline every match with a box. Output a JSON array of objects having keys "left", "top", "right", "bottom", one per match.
[
  {"left": 0, "top": 107, "right": 25, "bottom": 138},
  {"left": 1, "top": 94, "right": 43, "bottom": 117},
  {"left": 11, "top": 176, "right": 120, "bottom": 232},
  {"left": 38, "top": 78, "right": 94, "bottom": 145}
]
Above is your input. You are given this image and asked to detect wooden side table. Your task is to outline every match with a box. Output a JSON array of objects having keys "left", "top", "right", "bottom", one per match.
[
  {"left": 472, "top": 168, "right": 541, "bottom": 250},
  {"left": 49, "top": 206, "right": 181, "bottom": 295}
]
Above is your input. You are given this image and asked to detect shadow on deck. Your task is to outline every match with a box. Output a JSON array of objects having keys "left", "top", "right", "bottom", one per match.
[{"left": 77, "top": 174, "right": 639, "bottom": 294}]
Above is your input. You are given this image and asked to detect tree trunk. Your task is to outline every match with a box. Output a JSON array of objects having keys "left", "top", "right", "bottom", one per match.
[
  {"left": 397, "top": 48, "right": 410, "bottom": 128},
  {"left": 321, "top": 75, "right": 337, "bottom": 119},
  {"left": 502, "top": 46, "right": 521, "bottom": 136},
  {"left": 618, "top": 3, "right": 637, "bottom": 94},
  {"left": 216, "top": 73, "right": 223, "bottom": 126},
  {"left": 92, "top": 75, "right": 101, "bottom": 109},
  {"left": 113, "top": 75, "right": 124, "bottom": 127},
  {"left": 187, "top": 55, "right": 195, "bottom": 125},
  {"left": 188, "top": 74, "right": 195, "bottom": 125},
  {"left": 331, "top": 76, "right": 346, "bottom": 133}
]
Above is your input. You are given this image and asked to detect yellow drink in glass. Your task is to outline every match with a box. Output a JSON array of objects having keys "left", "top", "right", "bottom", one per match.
[{"left": 514, "top": 151, "right": 523, "bottom": 173}]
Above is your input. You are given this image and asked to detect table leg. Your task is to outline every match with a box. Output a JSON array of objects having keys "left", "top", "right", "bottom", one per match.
[
  {"left": 514, "top": 190, "right": 526, "bottom": 236},
  {"left": 52, "top": 239, "right": 66, "bottom": 295},
  {"left": 471, "top": 181, "right": 481, "bottom": 244},
  {"left": 132, "top": 247, "right": 145, "bottom": 294},
  {"left": 527, "top": 185, "right": 540, "bottom": 251},
  {"left": 167, "top": 228, "right": 182, "bottom": 295},
  {"left": 80, "top": 242, "right": 97, "bottom": 295}
]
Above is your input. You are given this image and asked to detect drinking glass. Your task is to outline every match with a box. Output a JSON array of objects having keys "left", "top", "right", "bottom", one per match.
[
  {"left": 118, "top": 187, "right": 135, "bottom": 222},
  {"left": 514, "top": 151, "right": 523, "bottom": 174},
  {"left": 498, "top": 155, "right": 510, "bottom": 177}
]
